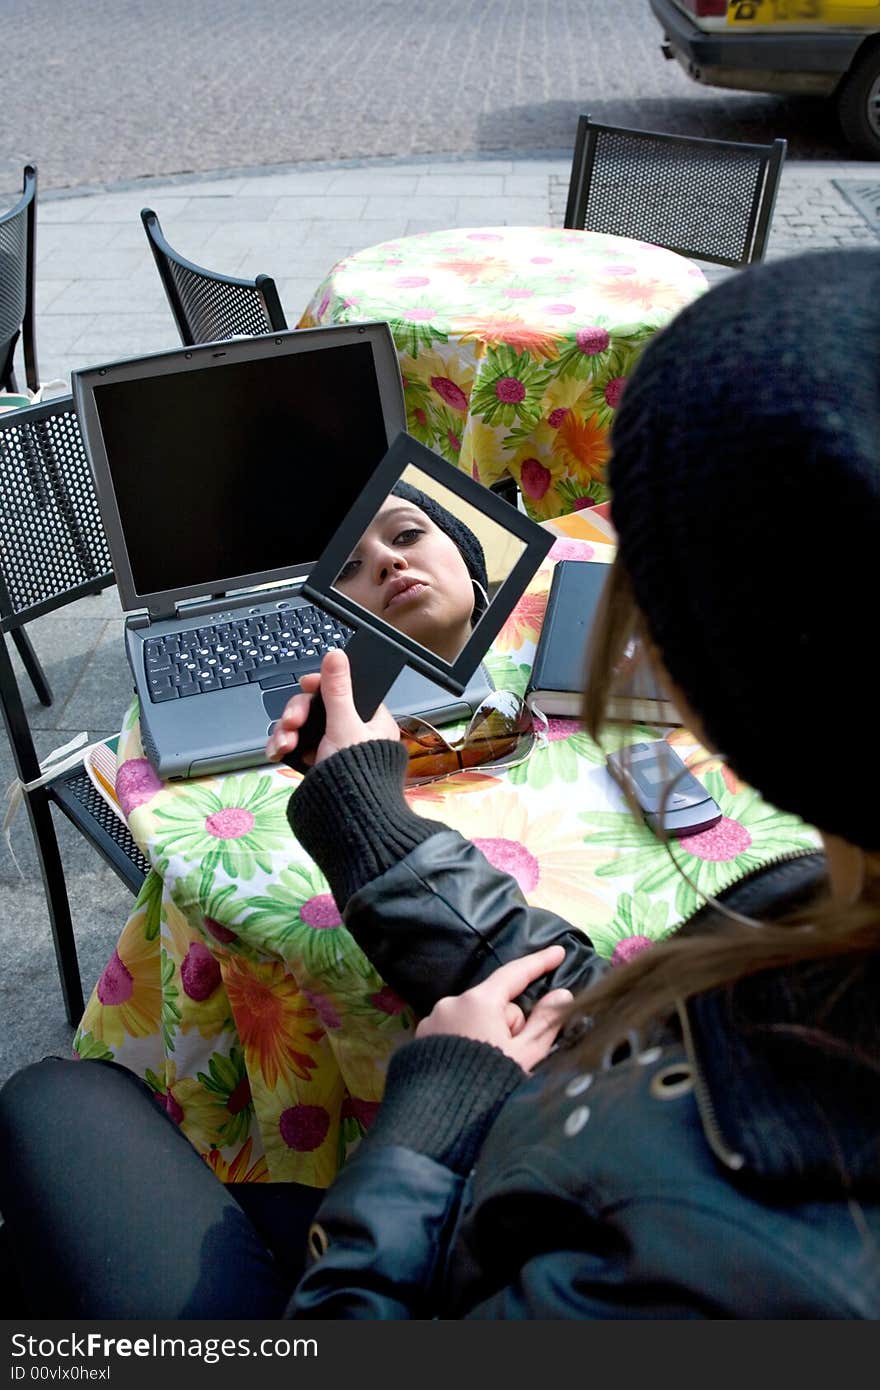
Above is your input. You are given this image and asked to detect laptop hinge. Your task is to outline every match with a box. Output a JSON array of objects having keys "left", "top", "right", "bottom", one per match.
[
  {"left": 146, "top": 580, "right": 310, "bottom": 624},
  {"left": 127, "top": 611, "right": 152, "bottom": 631}
]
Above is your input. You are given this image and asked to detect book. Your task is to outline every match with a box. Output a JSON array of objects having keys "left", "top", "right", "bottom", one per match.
[
  {"left": 525, "top": 560, "right": 681, "bottom": 724},
  {"left": 82, "top": 735, "right": 129, "bottom": 829}
]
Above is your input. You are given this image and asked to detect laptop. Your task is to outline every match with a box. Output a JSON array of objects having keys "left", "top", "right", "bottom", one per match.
[{"left": 72, "top": 324, "right": 493, "bottom": 780}]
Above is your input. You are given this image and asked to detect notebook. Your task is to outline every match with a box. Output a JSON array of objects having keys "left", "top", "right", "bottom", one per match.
[
  {"left": 73, "top": 325, "right": 492, "bottom": 780},
  {"left": 525, "top": 559, "right": 680, "bottom": 724}
]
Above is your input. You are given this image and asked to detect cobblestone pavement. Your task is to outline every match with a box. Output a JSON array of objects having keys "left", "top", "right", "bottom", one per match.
[{"left": 2, "top": 0, "right": 869, "bottom": 194}]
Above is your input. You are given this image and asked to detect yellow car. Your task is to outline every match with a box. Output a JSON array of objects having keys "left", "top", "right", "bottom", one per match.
[{"left": 649, "top": 0, "right": 880, "bottom": 155}]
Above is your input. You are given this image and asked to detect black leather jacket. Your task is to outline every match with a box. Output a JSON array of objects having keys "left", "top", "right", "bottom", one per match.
[{"left": 287, "top": 821, "right": 880, "bottom": 1320}]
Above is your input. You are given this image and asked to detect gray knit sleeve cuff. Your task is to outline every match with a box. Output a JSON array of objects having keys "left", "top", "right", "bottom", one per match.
[
  {"left": 287, "top": 740, "right": 447, "bottom": 908},
  {"left": 363, "top": 1034, "right": 526, "bottom": 1175}
]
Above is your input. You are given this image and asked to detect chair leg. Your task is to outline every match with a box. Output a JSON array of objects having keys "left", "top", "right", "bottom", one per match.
[
  {"left": 23, "top": 791, "right": 84, "bottom": 1025},
  {"left": 11, "top": 627, "right": 53, "bottom": 706},
  {"left": 491, "top": 475, "right": 520, "bottom": 508}
]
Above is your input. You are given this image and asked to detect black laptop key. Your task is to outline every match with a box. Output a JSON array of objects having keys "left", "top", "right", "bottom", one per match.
[
  {"left": 259, "top": 652, "right": 324, "bottom": 689},
  {"left": 220, "top": 669, "right": 248, "bottom": 688}
]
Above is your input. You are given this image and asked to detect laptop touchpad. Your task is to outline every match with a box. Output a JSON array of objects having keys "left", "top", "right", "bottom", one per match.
[{"left": 262, "top": 684, "right": 299, "bottom": 722}]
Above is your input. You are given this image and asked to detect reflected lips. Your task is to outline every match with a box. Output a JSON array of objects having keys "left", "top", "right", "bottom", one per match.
[{"left": 384, "top": 577, "right": 428, "bottom": 610}]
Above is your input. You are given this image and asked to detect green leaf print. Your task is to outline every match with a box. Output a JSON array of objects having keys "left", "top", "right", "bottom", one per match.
[
  {"left": 160, "top": 947, "right": 182, "bottom": 1052},
  {"left": 73, "top": 1030, "right": 115, "bottom": 1062},
  {"left": 469, "top": 345, "right": 549, "bottom": 428},
  {"left": 482, "top": 652, "right": 532, "bottom": 697}
]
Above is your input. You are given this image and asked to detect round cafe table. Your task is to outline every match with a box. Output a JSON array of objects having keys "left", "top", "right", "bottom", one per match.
[
  {"left": 298, "top": 226, "right": 708, "bottom": 521},
  {"left": 73, "top": 513, "right": 821, "bottom": 1191}
]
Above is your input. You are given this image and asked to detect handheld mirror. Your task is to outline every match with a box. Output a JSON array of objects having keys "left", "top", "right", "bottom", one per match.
[{"left": 288, "top": 431, "right": 553, "bottom": 765}]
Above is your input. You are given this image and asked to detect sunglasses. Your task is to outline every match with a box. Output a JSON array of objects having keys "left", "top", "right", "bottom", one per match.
[{"left": 399, "top": 691, "right": 547, "bottom": 786}]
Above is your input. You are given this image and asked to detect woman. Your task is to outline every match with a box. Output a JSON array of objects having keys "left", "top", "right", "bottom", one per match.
[
  {"left": 334, "top": 480, "right": 490, "bottom": 662},
  {"left": 1, "top": 247, "right": 878, "bottom": 1318}
]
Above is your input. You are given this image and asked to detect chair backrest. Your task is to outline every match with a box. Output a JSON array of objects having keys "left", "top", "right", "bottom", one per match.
[
  {"left": 141, "top": 207, "right": 288, "bottom": 346},
  {"left": 563, "top": 116, "right": 787, "bottom": 268},
  {"left": 0, "top": 165, "right": 38, "bottom": 393},
  {"left": 0, "top": 396, "right": 113, "bottom": 631}
]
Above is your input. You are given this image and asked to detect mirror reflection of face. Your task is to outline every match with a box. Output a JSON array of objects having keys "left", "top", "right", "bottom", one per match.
[{"left": 334, "top": 494, "right": 477, "bottom": 663}]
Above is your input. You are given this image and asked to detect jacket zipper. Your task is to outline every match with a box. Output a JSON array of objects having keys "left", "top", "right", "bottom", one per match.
[{"left": 671, "top": 846, "right": 823, "bottom": 1172}]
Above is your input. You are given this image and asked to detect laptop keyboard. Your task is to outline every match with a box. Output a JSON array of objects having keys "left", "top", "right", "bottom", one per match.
[{"left": 143, "top": 603, "right": 354, "bottom": 703}]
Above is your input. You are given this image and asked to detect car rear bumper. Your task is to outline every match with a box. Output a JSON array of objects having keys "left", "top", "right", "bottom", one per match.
[{"left": 649, "top": 0, "right": 869, "bottom": 86}]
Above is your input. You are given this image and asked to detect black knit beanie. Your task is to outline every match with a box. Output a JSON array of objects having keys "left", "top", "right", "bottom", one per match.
[
  {"left": 609, "top": 247, "right": 880, "bottom": 851},
  {"left": 391, "top": 480, "right": 489, "bottom": 623}
]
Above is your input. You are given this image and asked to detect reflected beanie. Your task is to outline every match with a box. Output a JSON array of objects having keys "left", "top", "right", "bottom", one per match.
[
  {"left": 608, "top": 247, "right": 880, "bottom": 850},
  {"left": 391, "top": 480, "right": 489, "bottom": 622}
]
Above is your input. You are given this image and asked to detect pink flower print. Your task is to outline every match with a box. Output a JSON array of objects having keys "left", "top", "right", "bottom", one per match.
[
  {"left": 393, "top": 275, "right": 431, "bottom": 288},
  {"left": 447, "top": 428, "right": 462, "bottom": 453},
  {"left": 682, "top": 818, "right": 752, "bottom": 862},
  {"left": 316, "top": 292, "right": 330, "bottom": 319},
  {"left": 604, "top": 376, "right": 627, "bottom": 408},
  {"left": 467, "top": 232, "right": 504, "bottom": 241},
  {"left": 303, "top": 989, "right": 341, "bottom": 1030},
  {"left": 603, "top": 264, "right": 636, "bottom": 276},
  {"left": 495, "top": 376, "right": 526, "bottom": 404},
  {"left": 414, "top": 407, "right": 428, "bottom": 426},
  {"left": 472, "top": 462, "right": 480, "bottom": 481},
  {"left": 548, "top": 538, "right": 595, "bottom": 562},
  {"left": 473, "top": 837, "right": 539, "bottom": 895},
  {"left": 369, "top": 984, "right": 407, "bottom": 1015},
  {"left": 543, "top": 303, "right": 576, "bottom": 316},
  {"left": 404, "top": 307, "right": 436, "bottom": 322},
  {"left": 279, "top": 1103, "right": 330, "bottom": 1152},
  {"left": 547, "top": 716, "right": 583, "bottom": 742},
  {"left": 548, "top": 407, "right": 569, "bottom": 428},
  {"left": 227, "top": 1074, "right": 252, "bottom": 1116},
  {"left": 384, "top": 257, "right": 403, "bottom": 266},
  {"left": 531, "top": 256, "right": 553, "bottom": 264},
  {"left": 164, "top": 1091, "right": 184, "bottom": 1125},
  {"left": 611, "top": 935, "right": 653, "bottom": 966},
  {"left": 96, "top": 950, "right": 133, "bottom": 1005},
  {"left": 573, "top": 495, "right": 596, "bottom": 510},
  {"left": 342, "top": 1096, "right": 380, "bottom": 1129},
  {"left": 430, "top": 376, "right": 468, "bottom": 411},
  {"left": 501, "top": 287, "right": 534, "bottom": 300},
  {"left": 180, "top": 941, "right": 222, "bottom": 1001},
  {"left": 576, "top": 326, "right": 611, "bottom": 356},
  {"left": 205, "top": 917, "right": 238, "bottom": 945},
  {"left": 116, "top": 758, "right": 164, "bottom": 817},
  {"left": 205, "top": 807, "right": 255, "bottom": 839},
  {"left": 300, "top": 893, "right": 341, "bottom": 930},
  {"left": 520, "top": 457, "right": 551, "bottom": 500}
]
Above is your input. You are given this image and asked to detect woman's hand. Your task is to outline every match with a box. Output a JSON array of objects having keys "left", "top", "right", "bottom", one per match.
[
  {"left": 415, "top": 945, "right": 573, "bottom": 1072},
  {"left": 265, "top": 648, "right": 400, "bottom": 768}
]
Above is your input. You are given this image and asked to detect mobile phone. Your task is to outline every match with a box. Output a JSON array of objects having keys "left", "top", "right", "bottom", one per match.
[{"left": 605, "top": 741, "right": 722, "bottom": 838}]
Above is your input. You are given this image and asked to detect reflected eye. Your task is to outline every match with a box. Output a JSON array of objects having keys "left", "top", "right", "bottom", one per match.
[
  {"left": 393, "top": 527, "right": 424, "bottom": 547},
  {"left": 336, "top": 558, "right": 360, "bottom": 584}
]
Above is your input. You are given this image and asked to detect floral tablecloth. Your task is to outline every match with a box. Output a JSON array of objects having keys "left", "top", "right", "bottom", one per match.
[
  {"left": 74, "top": 511, "right": 820, "bottom": 1189},
  {"left": 298, "top": 226, "right": 707, "bottom": 521}
]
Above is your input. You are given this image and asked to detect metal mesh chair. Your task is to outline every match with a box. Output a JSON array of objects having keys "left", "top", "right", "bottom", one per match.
[
  {"left": 563, "top": 116, "right": 787, "bottom": 268},
  {"left": 0, "top": 396, "right": 149, "bottom": 1024},
  {"left": 0, "top": 164, "right": 38, "bottom": 394},
  {"left": 141, "top": 207, "right": 288, "bottom": 345}
]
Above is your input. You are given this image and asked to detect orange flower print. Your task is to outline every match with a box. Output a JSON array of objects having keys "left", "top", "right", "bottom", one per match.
[
  {"left": 595, "top": 276, "right": 689, "bottom": 313},
  {"left": 224, "top": 958, "right": 322, "bottom": 1091},
  {"left": 493, "top": 590, "right": 549, "bottom": 653},
  {"left": 458, "top": 314, "right": 564, "bottom": 360},
  {"left": 204, "top": 1137, "right": 269, "bottom": 1184},
  {"left": 434, "top": 257, "right": 513, "bottom": 284},
  {"left": 553, "top": 410, "right": 611, "bottom": 484}
]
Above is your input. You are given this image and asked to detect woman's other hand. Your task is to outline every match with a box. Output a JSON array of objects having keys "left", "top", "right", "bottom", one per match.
[
  {"left": 265, "top": 648, "right": 400, "bottom": 767},
  {"left": 415, "top": 945, "right": 573, "bottom": 1072}
]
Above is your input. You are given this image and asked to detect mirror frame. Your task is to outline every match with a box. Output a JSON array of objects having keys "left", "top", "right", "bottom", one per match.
[{"left": 302, "top": 430, "right": 553, "bottom": 695}]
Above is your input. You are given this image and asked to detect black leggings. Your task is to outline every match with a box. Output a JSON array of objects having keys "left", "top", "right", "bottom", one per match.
[{"left": 0, "top": 1058, "right": 323, "bottom": 1319}]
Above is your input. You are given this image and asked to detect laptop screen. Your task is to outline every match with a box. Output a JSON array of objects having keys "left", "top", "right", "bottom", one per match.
[{"left": 74, "top": 324, "right": 405, "bottom": 616}]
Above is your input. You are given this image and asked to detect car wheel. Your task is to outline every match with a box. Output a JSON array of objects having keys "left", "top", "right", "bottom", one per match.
[{"left": 836, "top": 41, "right": 880, "bottom": 158}]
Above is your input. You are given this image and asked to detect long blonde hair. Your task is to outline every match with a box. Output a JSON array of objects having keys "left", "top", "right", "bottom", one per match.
[{"left": 556, "top": 555, "right": 880, "bottom": 1069}]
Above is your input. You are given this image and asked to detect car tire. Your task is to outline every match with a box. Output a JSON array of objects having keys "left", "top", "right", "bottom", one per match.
[{"left": 836, "top": 40, "right": 880, "bottom": 158}]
